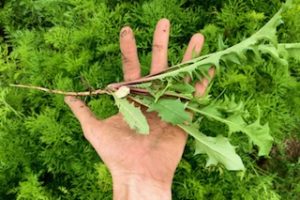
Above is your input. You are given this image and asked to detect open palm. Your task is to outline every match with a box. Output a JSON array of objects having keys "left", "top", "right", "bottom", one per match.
[{"left": 65, "top": 19, "right": 213, "bottom": 189}]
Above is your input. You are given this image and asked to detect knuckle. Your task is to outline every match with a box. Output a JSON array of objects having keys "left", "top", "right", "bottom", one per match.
[
  {"left": 122, "top": 55, "right": 131, "bottom": 64},
  {"left": 153, "top": 43, "right": 164, "bottom": 51}
]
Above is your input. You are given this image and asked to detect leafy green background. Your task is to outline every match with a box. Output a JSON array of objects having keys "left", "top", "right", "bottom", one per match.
[{"left": 0, "top": 0, "right": 299, "bottom": 199}]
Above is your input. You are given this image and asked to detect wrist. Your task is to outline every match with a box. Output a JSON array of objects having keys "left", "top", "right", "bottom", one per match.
[{"left": 112, "top": 172, "right": 172, "bottom": 200}]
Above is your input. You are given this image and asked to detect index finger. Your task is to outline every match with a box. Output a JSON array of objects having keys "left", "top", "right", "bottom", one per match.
[
  {"left": 120, "top": 26, "right": 141, "bottom": 81},
  {"left": 150, "top": 19, "right": 170, "bottom": 74}
]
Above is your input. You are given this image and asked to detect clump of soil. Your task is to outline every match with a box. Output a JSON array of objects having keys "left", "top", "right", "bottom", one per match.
[{"left": 285, "top": 137, "right": 300, "bottom": 162}]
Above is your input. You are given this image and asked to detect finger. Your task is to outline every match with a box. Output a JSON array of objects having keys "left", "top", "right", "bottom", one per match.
[
  {"left": 194, "top": 68, "right": 215, "bottom": 97},
  {"left": 64, "top": 96, "right": 97, "bottom": 125},
  {"left": 182, "top": 33, "right": 204, "bottom": 62},
  {"left": 182, "top": 33, "right": 205, "bottom": 83},
  {"left": 120, "top": 26, "right": 141, "bottom": 81},
  {"left": 150, "top": 18, "right": 170, "bottom": 74}
]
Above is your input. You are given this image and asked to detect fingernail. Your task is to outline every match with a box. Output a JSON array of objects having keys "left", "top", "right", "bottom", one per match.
[
  {"left": 157, "top": 18, "right": 170, "bottom": 32},
  {"left": 120, "top": 26, "right": 132, "bottom": 38},
  {"left": 193, "top": 34, "right": 204, "bottom": 53}
]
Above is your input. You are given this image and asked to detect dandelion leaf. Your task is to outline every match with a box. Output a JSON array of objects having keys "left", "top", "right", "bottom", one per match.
[
  {"left": 148, "top": 99, "right": 191, "bottom": 125},
  {"left": 114, "top": 97, "right": 149, "bottom": 134},
  {"left": 194, "top": 97, "right": 273, "bottom": 156},
  {"left": 179, "top": 124, "right": 245, "bottom": 171}
]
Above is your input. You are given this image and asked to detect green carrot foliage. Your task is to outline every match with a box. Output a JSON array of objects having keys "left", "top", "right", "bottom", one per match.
[{"left": 1, "top": 0, "right": 299, "bottom": 199}]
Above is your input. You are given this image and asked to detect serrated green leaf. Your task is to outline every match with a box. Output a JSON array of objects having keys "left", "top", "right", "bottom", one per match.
[
  {"left": 169, "top": 83, "right": 195, "bottom": 94},
  {"left": 131, "top": 82, "right": 152, "bottom": 89},
  {"left": 244, "top": 120, "right": 272, "bottom": 156},
  {"left": 114, "top": 97, "right": 149, "bottom": 134},
  {"left": 222, "top": 52, "right": 241, "bottom": 65},
  {"left": 135, "top": 4, "right": 289, "bottom": 82},
  {"left": 148, "top": 98, "right": 191, "bottom": 125},
  {"left": 258, "top": 44, "right": 288, "bottom": 66},
  {"left": 148, "top": 80, "right": 171, "bottom": 102},
  {"left": 188, "top": 98, "right": 273, "bottom": 156},
  {"left": 279, "top": 43, "right": 300, "bottom": 61},
  {"left": 225, "top": 114, "right": 247, "bottom": 134},
  {"left": 179, "top": 124, "right": 245, "bottom": 171}
]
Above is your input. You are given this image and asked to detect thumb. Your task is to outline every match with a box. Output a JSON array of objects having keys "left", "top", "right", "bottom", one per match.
[{"left": 64, "top": 96, "right": 97, "bottom": 125}]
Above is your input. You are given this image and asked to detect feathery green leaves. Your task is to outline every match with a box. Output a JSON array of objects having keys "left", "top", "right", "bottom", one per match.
[{"left": 1, "top": 0, "right": 300, "bottom": 198}]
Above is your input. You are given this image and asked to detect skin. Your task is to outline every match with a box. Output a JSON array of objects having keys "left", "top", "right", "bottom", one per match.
[{"left": 65, "top": 18, "right": 214, "bottom": 200}]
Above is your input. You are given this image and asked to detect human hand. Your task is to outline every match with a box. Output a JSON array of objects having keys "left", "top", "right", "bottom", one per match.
[{"left": 65, "top": 19, "right": 214, "bottom": 200}]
